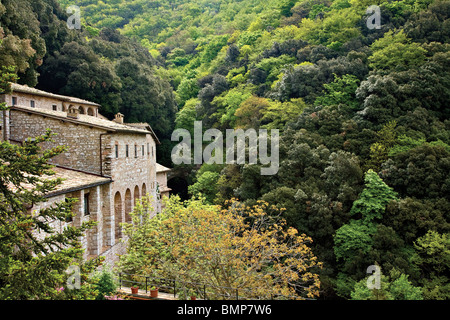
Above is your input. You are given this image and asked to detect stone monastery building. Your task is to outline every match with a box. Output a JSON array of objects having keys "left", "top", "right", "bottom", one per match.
[{"left": 0, "top": 83, "right": 171, "bottom": 264}]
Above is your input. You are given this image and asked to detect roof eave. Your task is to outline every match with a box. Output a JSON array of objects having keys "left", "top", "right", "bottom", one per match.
[
  {"left": 44, "top": 178, "right": 112, "bottom": 198},
  {"left": 10, "top": 106, "right": 151, "bottom": 135},
  {"left": 10, "top": 84, "right": 101, "bottom": 107}
]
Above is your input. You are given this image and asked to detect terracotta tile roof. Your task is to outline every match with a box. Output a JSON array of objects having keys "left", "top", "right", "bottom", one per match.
[
  {"left": 156, "top": 163, "right": 171, "bottom": 173},
  {"left": 125, "top": 122, "right": 160, "bottom": 144},
  {"left": 159, "top": 186, "right": 172, "bottom": 193},
  {"left": 11, "top": 105, "right": 151, "bottom": 135},
  {"left": 10, "top": 83, "right": 101, "bottom": 107},
  {"left": 7, "top": 83, "right": 160, "bottom": 141},
  {"left": 8, "top": 166, "right": 111, "bottom": 198},
  {"left": 45, "top": 167, "right": 112, "bottom": 197}
]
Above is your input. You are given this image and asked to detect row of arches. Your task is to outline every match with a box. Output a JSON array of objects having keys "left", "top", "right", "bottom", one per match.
[
  {"left": 113, "top": 183, "right": 147, "bottom": 241},
  {"left": 63, "top": 104, "right": 95, "bottom": 116}
]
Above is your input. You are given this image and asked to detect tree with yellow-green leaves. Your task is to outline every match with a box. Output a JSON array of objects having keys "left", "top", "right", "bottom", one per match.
[{"left": 119, "top": 196, "right": 322, "bottom": 300}]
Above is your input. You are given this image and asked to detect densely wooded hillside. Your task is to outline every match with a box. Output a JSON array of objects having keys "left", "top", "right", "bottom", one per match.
[{"left": 1, "top": 0, "right": 449, "bottom": 299}]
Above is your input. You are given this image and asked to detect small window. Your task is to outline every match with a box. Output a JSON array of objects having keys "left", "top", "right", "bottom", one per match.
[
  {"left": 147, "top": 143, "right": 150, "bottom": 155},
  {"left": 135, "top": 145, "right": 138, "bottom": 158},
  {"left": 30, "top": 100, "right": 35, "bottom": 108},
  {"left": 151, "top": 146, "right": 154, "bottom": 158},
  {"left": 84, "top": 193, "right": 90, "bottom": 216},
  {"left": 12, "top": 97, "right": 17, "bottom": 106},
  {"left": 142, "top": 145, "right": 144, "bottom": 156},
  {"left": 115, "top": 144, "right": 119, "bottom": 158},
  {"left": 52, "top": 105, "right": 57, "bottom": 111},
  {"left": 126, "top": 145, "right": 129, "bottom": 157}
]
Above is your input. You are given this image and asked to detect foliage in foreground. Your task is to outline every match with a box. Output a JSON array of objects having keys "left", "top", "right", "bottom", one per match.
[
  {"left": 118, "top": 195, "right": 322, "bottom": 300},
  {"left": 0, "top": 67, "right": 102, "bottom": 299}
]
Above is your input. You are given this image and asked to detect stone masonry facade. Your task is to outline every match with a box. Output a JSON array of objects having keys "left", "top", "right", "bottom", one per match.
[{"left": 1, "top": 83, "right": 169, "bottom": 266}]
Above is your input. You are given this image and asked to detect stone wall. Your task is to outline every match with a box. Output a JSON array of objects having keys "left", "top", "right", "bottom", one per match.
[
  {"left": 108, "top": 132, "right": 158, "bottom": 248},
  {"left": 3, "top": 91, "right": 98, "bottom": 115},
  {"left": 100, "top": 236, "right": 129, "bottom": 269},
  {"left": 9, "top": 109, "right": 106, "bottom": 175},
  {"left": 6, "top": 103, "right": 161, "bottom": 267},
  {"left": 30, "top": 184, "right": 111, "bottom": 260}
]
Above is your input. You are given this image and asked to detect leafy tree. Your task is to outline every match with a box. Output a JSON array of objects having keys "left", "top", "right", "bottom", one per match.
[
  {"left": 368, "top": 29, "right": 427, "bottom": 72},
  {"left": 114, "top": 57, "right": 177, "bottom": 138},
  {"left": 260, "top": 98, "right": 307, "bottom": 130},
  {"left": 215, "top": 164, "right": 242, "bottom": 205},
  {"left": 384, "top": 197, "right": 450, "bottom": 244},
  {"left": 234, "top": 96, "right": 269, "bottom": 129},
  {"left": 314, "top": 74, "right": 360, "bottom": 110},
  {"left": 92, "top": 267, "right": 119, "bottom": 300},
  {"left": 356, "top": 52, "right": 450, "bottom": 126},
  {"left": 351, "top": 270, "right": 423, "bottom": 300},
  {"left": 211, "top": 86, "right": 251, "bottom": 128},
  {"left": 176, "top": 77, "right": 200, "bottom": 106},
  {"left": 404, "top": 0, "right": 450, "bottom": 43},
  {"left": 271, "top": 55, "right": 367, "bottom": 103},
  {"left": 333, "top": 170, "right": 401, "bottom": 297},
  {"left": 254, "top": 55, "right": 296, "bottom": 86},
  {"left": 188, "top": 171, "right": 220, "bottom": 204},
  {"left": 389, "top": 135, "right": 450, "bottom": 157},
  {"left": 199, "top": 35, "right": 229, "bottom": 64},
  {"left": 38, "top": 40, "right": 122, "bottom": 116},
  {"left": 334, "top": 220, "right": 376, "bottom": 265},
  {"left": 175, "top": 98, "right": 200, "bottom": 137},
  {"left": 364, "top": 120, "right": 397, "bottom": 172},
  {"left": 347, "top": 169, "right": 398, "bottom": 223},
  {"left": 119, "top": 196, "right": 322, "bottom": 299},
  {"left": 0, "top": 0, "right": 51, "bottom": 85},
  {"left": 381, "top": 144, "right": 450, "bottom": 200},
  {"left": 412, "top": 230, "right": 450, "bottom": 299},
  {"left": 0, "top": 31, "right": 36, "bottom": 76}
]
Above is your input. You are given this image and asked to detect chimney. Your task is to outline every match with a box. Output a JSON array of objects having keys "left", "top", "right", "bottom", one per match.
[
  {"left": 67, "top": 105, "right": 79, "bottom": 119},
  {"left": 113, "top": 112, "right": 124, "bottom": 124}
]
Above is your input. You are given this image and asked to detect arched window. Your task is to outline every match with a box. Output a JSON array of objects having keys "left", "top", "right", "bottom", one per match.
[
  {"left": 134, "top": 185, "right": 140, "bottom": 206},
  {"left": 142, "top": 183, "right": 147, "bottom": 198},
  {"left": 125, "top": 189, "right": 132, "bottom": 223},
  {"left": 87, "top": 107, "right": 94, "bottom": 116},
  {"left": 78, "top": 106, "right": 85, "bottom": 114},
  {"left": 114, "top": 192, "right": 122, "bottom": 241}
]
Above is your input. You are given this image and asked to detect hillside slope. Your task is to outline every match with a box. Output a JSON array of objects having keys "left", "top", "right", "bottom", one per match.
[{"left": 3, "top": 0, "right": 449, "bottom": 299}]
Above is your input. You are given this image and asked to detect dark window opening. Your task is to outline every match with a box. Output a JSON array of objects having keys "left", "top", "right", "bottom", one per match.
[{"left": 84, "top": 193, "right": 90, "bottom": 216}]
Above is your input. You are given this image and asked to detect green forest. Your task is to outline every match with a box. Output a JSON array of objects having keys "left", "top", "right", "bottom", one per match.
[{"left": 0, "top": 0, "right": 449, "bottom": 300}]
